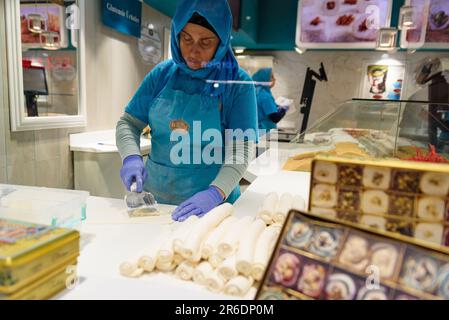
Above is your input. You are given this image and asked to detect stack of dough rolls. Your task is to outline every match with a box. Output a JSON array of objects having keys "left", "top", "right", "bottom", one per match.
[
  {"left": 258, "top": 192, "right": 306, "bottom": 225},
  {"left": 235, "top": 219, "right": 266, "bottom": 276},
  {"left": 119, "top": 203, "right": 280, "bottom": 297},
  {"left": 179, "top": 203, "right": 233, "bottom": 260},
  {"left": 251, "top": 224, "right": 282, "bottom": 281}
]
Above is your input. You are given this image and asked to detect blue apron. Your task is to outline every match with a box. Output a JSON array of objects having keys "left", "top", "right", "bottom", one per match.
[{"left": 144, "top": 71, "right": 240, "bottom": 205}]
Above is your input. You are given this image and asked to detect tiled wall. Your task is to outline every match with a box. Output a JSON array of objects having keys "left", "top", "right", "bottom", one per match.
[{"left": 0, "top": 2, "right": 171, "bottom": 188}]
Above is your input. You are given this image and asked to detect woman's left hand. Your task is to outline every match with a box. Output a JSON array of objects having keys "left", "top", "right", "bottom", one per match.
[{"left": 171, "top": 186, "right": 225, "bottom": 222}]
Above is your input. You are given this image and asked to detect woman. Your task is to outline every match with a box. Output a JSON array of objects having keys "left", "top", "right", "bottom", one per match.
[
  {"left": 116, "top": 0, "right": 258, "bottom": 222},
  {"left": 252, "top": 68, "right": 289, "bottom": 136}
]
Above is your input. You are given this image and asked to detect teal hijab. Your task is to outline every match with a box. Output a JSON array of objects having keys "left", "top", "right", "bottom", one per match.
[{"left": 170, "top": 0, "right": 238, "bottom": 97}]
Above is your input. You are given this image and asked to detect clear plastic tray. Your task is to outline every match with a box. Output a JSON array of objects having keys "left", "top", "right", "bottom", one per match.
[{"left": 0, "top": 184, "right": 89, "bottom": 229}]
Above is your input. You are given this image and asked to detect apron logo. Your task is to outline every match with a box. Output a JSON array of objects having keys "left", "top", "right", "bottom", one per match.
[{"left": 170, "top": 119, "right": 189, "bottom": 133}]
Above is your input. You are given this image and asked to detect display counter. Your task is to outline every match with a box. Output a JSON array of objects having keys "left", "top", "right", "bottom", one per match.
[{"left": 53, "top": 171, "right": 310, "bottom": 300}]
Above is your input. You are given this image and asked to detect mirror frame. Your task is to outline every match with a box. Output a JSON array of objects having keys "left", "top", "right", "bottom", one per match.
[{"left": 5, "top": 0, "right": 86, "bottom": 132}]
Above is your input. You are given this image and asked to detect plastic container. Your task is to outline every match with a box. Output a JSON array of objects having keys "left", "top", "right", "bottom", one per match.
[{"left": 0, "top": 184, "right": 89, "bottom": 229}]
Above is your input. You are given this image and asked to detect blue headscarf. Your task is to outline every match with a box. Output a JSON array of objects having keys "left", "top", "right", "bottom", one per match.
[
  {"left": 252, "top": 68, "right": 272, "bottom": 90},
  {"left": 170, "top": 0, "right": 238, "bottom": 97}
]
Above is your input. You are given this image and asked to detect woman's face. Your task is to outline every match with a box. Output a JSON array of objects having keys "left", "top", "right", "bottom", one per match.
[
  {"left": 270, "top": 72, "right": 276, "bottom": 88},
  {"left": 180, "top": 23, "right": 220, "bottom": 70}
]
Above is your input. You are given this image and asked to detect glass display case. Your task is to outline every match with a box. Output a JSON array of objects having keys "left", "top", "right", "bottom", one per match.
[{"left": 287, "top": 99, "right": 449, "bottom": 161}]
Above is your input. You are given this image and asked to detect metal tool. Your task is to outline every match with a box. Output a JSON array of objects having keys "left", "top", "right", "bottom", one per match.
[{"left": 125, "top": 182, "right": 158, "bottom": 217}]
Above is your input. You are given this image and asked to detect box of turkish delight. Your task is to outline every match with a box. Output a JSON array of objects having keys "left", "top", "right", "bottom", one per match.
[
  {"left": 256, "top": 210, "right": 449, "bottom": 300},
  {"left": 309, "top": 155, "right": 449, "bottom": 248}
]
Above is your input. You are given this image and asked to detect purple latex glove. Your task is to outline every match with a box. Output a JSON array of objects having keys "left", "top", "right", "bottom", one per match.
[
  {"left": 278, "top": 105, "right": 290, "bottom": 112},
  {"left": 120, "top": 155, "right": 147, "bottom": 192},
  {"left": 172, "top": 186, "right": 225, "bottom": 222}
]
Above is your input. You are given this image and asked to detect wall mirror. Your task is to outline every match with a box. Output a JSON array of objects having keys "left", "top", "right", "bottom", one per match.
[{"left": 5, "top": 0, "right": 86, "bottom": 131}]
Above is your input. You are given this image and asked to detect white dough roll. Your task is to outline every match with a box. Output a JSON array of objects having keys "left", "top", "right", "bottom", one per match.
[
  {"left": 217, "top": 216, "right": 254, "bottom": 258},
  {"left": 119, "top": 261, "right": 144, "bottom": 278},
  {"left": 156, "top": 259, "right": 177, "bottom": 272},
  {"left": 175, "top": 261, "right": 197, "bottom": 281},
  {"left": 236, "top": 219, "right": 266, "bottom": 276},
  {"left": 172, "top": 215, "right": 200, "bottom": 254},
  {"left": 273, "top": 193, "right": 293, "bottom": 224},
  {"left": 257, "top": 192, "right": 279, "bottom": 224},
  {"left": 205, "top": 270, "right": 226, "bottom": 293},
  {"left": 224, "top": 276, "right": 254, "bottom": 297},
  {"left": 217, "top": 256, "right": 238, "bottom": 281},
  {"left": 251, "top": 225, "right": 282, "bottom": 281},
  {"left": 201, "top": 216, "right": 237, "bottom": 259},
  {"left": 193, "top": 261, "right": 214, "bottom": 285},
  {"left": 181, "top": 203, "right": 233, "bottom": 259},
  {"left": 209, "top": 253, "right": 224, "bottom": 268}
]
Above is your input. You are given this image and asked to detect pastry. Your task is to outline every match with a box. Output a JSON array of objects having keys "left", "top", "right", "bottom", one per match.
[
  {"left": 337, "top": 211, "right": 360, "bottom": 223},
  {"left": 338, "top": 189, "right": 360, "bottom": 212},
  {"left": 389, "top": 195, "right": 414, "bottom": 217},
  {"left": 313, "top": 161, "right": 338, "bottom": 184},
  {"left": 309, "top": 227, "right": 342, "bottom": 258},
  {"left": 420, "top": 172, "right": 449, "bottom": 196},
  {"left": 311, "top": 207, "right": 337, "bottom": 219},
  {"left": 283, "top": 158, "right": 314, "bottom": 172},
  {"left": 321, "top": 0, "right": 340, "bottom": 16},
  {"left": 258, "top": 287, "right": 286, "bottom": 300},
  {"left": 361, "top": 190, "right": 389, "bottom": 215},
  {"left": 297, "top": 263, "right": 327, "bottom": 299},
  {"left": 272, "top": 252, "right": 301, "bottom": 287},
  {"left": 362, "top": 166, "right": 391, "bottom": 190},
  {"left": 338, "top": 165, "right": 362, "bottom": 186},
  {"left": 417, "top": 197, "right": 445, "bottom": 220},
  {"left": 370, "top": 243, "right": 399, "bottom": 279},
  {"left": 351, "top": 14, "right": 378, "bottom": 41},
  {"left": 311, "top": 184, "right": 338, "bottom": 208},
  {"left": 437, "top": 264, "right": 449, "bottom": 300},
  {"left": 356, "top": 287, "right": 388, "bottom": 300},
  {"left": 286, "top": 220, "right": 313, "bottom": 249},
  {"left": 324, "top": 273, "right": 356, "bottom": 300},
  {"left": 360, "top": 215, "right": 387, "bottom": 231},
  {"left": 392, "top": 170, "right": 420, "bottom": 193},
  {"left": 400, "top": 254, "right": 440, "bottom": 292},
  {"left": 339, "top": 235, "right": 370, "bottom": 272},
  {"left": 386, "top": 219, "right": 413, "bottom": 237},
  {"left": 414, "top": 223, "right": 444, "bottom": 245}
]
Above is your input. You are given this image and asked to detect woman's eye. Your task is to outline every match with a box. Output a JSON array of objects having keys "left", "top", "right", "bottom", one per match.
[
  {"left": 200, "top": 40, "right": 212, "bottom": 47},
  {"left": 182, "top": 35, "right": 193, "bottom": 43}
]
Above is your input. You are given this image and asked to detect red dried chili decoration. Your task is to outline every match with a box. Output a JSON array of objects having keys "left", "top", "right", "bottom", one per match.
[{"left": 405, "top": 144, "right": 448, "bottom": 163}]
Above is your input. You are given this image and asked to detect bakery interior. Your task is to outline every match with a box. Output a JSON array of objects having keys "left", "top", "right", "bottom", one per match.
[{"left": 1, "top": 0, "right": 449, "bottom": 301}]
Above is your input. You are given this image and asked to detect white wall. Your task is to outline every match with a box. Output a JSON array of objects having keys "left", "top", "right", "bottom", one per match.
[
  {"left": 0, "top": 2, "right": 172, "bottom": 188},
  {"left": 83, "top": 1, "right": 171, "bottom": 131}
]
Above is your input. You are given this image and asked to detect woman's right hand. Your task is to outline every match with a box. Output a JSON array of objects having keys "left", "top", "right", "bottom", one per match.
[{"left": 120, "top": 155, "right": 147, "bottom": 192}]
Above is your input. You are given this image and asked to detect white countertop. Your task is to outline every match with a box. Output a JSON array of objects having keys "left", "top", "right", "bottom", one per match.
[
  {"left": 54, "top": 170, "right": 311, "bottom": 300},
  {"left": 244, "top": 141, "right": 332, "bottom": 182},
  {"left": 69, "top": 130, "right": 151, "bottom": 154}
]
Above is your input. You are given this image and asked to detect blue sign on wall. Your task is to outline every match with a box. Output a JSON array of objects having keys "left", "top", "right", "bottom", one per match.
[{"left": 102, "top": 0, "right": 142, "bottom": 38}]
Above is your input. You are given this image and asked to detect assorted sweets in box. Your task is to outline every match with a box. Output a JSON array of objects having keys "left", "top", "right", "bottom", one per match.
[
  {"left": 0, "top": 218, "right": 79, "bottom": 298},
  {"left": 256, "top": 210, "right": 449, "bottom": 300},
  {"left": 309, "top": 155, "right": 449, "bottom": 247}
]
